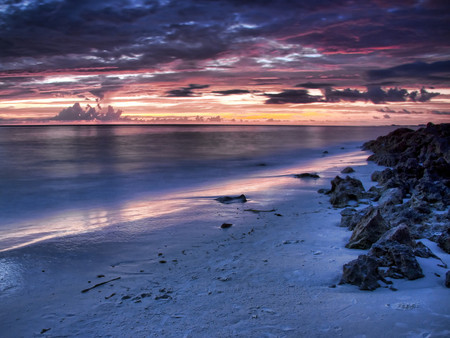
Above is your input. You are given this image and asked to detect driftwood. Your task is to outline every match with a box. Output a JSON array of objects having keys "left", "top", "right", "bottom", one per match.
[{"left": 81, "top": 277, "right": 121, "bottom": 293}]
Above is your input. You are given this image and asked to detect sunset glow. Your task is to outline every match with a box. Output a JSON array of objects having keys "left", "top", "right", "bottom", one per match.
[{"left": 0, "top": 1, "right": 449, "bottom": 125}]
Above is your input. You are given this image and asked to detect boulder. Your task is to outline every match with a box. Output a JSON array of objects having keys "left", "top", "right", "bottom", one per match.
[
  {"left": 341, "top": 167, "right": 355, "bottom": 174},
  {"left": 329, "top": 176, "right": 366, "bottom": 208},
  {"left": 215, "top": 194, "right": 247, "bottom": 204},
  {"left": 295, "top": 173, "right": 320, "bottom": 179},
  {"left": 346, "top": 207, "right": 389, "bottom": 249},
  {"left": 446, "top": 271, "right": 450, "bottom": 288},
  {"left": 370, "top": 242, "right": 424, "bottom": 280},
  {"left": 376, "top": 224, "right": 415, "bottom": 247},
  {"left": 414, "top": 241, "right": 439, "bottom": 259},
  {"left": 437, "top": 228, "right": 450, "bottom": 254},
  {"left": 339, "top": 255, "right": 381, "bottom": 291},
  {"left": 378, "top": 187, "right": 403, "bottom": 206}
]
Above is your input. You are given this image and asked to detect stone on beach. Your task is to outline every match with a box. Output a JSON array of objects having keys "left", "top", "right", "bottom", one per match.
[
  {"left": 339, "top": 254, "right": 381, "bottom": 291},
  {"left": 437, "top": 227, "right": 450, "bottom": 254},
  {"left": 294, "top": 173, "right": 320, "bottom": 179},
  {"left": 345, "top": 207, "right": 388, "bottom": 249},
  {"left": 370, "top": 242, "right": 424, "bottom": 280},
  {"left": 215, "top": 194, "right": 247, "bottom": 204},
  {"left": 329, "top": 175, "right": 366, "bottom": 207},
  {"left": 341, "top": 166, "right": 355, "bottom": 174}
]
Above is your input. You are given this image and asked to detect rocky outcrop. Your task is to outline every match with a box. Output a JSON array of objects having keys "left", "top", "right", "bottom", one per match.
[
  {"left": 329, "top": 176, "right": 366, "bottom": 207},
  {"left": 334, "top": 123, "right": 450, "bottom": 290}
]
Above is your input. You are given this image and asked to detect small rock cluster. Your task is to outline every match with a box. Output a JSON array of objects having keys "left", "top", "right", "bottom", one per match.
[{"left": 325, "top": 123, "right": 450, "bottom": 290}]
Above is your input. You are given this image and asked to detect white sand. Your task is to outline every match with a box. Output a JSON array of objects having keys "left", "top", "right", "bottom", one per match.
[{"left": 1, "top": 148, "right": 449, "bottom": 337}]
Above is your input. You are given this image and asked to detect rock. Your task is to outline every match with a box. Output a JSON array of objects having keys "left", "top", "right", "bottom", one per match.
[
  {"left": 294, "top": 173, "right": 320, "bottom": 179},
  {"left": 446, "top": 271, "right": 450, "bottom": 288},
  {"left": 437, "top": 228, "right": 450, "bottom": 254},
  {"left": 220, "top": 223, "right": 233, "bottom": 229},
  {"left": 339, "top": 208, "right": 357, "bottom": 228},
  {"left": 215, "top": 194, "right": 247, "bottom": 204},
  {"left": 378, "top": 187, "right": 403, "bottom": 206},
  {"left": 376, "top": 224, "right": 415, "bottom": 247},
  {"left": 367, "top": 186, "right": 383, "bottom": 201},
  {"left": 346, "top": 207, "right": 389, "bottom": 249},
  {"left": 371, "top": 170, "right": 381, "bottom": 182},
  {"left": 341, "top": 167, "right": 355, "bottom": 174},
  {"left": 370, "top": 242, "right": 424, "bottom": 280},
  {"left": 339, "top": 255, "right": 381, "bottom": 291},
  {"left": 329, "top": 176, "right": 366, "bottom": 208},
  {"left": 414, "top": 241, "right": 439, "bottom": 259}
]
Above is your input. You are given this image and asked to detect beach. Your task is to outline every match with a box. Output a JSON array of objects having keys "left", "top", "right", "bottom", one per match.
[{"left": 1, "top": 144, "right": 449, "bottom": 337}]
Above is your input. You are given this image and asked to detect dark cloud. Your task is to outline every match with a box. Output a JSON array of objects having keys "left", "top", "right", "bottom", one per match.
[
  {"left": 431, "top": 110, "right": 450, "bottom": 115},
  {"left": 377, "top": 107, "right": 424, "bottom": 114},
  {"left": 295, "top": 82, "right": 335, "bottom": 89},
  {"left": 264, "top": 89, "right": 322, "bottom": 104},
  {"left": 212, "top": 89, "right": 250, "bottom": 95},
  {"left": 165, "top": 84, "right": 210, "bottom": 97},
  {"left": 367, "top": 60, "right": 450, "bottom": 82},
  {"left": 324, "top": 86, "right": 439, "bottom": 104},
  {"left": 52, "top": 103, "right": 123, "bottom": 121},
  {"left": 265, "top": 86, "right": 440, "bottom": 105},
  {"left": 0, "top": 0, "right": 449, "bottom": 112}
]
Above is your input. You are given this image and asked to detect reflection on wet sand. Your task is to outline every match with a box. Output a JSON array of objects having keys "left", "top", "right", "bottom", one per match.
[{"left": 0, "top": 151, "right": 368, "bottom": 252}]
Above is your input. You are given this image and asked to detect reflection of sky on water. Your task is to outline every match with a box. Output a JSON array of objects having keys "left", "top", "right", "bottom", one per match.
[{"left": 0, "top": 150, "right": 368, "bottom": 252}]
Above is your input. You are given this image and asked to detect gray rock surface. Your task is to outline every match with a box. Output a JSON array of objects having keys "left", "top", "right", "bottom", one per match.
[{"left": 346, "top": 207, "right": 389, "bottom": 249}]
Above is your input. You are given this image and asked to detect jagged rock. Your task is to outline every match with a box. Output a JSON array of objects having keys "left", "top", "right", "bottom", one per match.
[
  {"left": 340, "top": 208, "right": 357, "bottom": 228},
  {"left": 378, "top": 187, "right": 403, "bottom": 206},
  {"left": 446, "top": 271, "right": 450, "bottom": 288},
  {"left": 341, "top": 167, "right": 355, "bottom": 174},
  {"left": 339, "top": 255, "right": 381, "bottom": 291},
  {"left": 371, "top": 170, "right": 381, "bottom": 182},
  {"left": 367, "top": 186, "right": 383, "bottom": 201},
  {"left": 329, "top": 176, "right": 366, "bottom": 207},
  {"left": 414, "top": 241, "right": 439, "bottom": 259},
  {"left": 414, "top": 178, "right": 450, "bottom": 205},
  {"left": 370, "top": 242, "right": 424, "bottom": 280},
  {"left": 371, "top": 168, "right": 394, "bottom": 185},
  {"left": 437, "top": 228, "right": 450, "bottom": 254},
  {"left": 340, "top": 207, "right": 367, "bottom": 230},
  {"left": 295, "top": 173, "right": 320, "bottom": 179},
  {"left": 376, "top": 224, "right": 415, "bottom": 247},
  {"left": 215, "top": 194, "right": 247, "bottom": 204},
  {"left": 395, "top": 158, "right": 424, "bottom": 180},
  {"left": 346, "top": 207, "right": 389, "bottom": 249}
]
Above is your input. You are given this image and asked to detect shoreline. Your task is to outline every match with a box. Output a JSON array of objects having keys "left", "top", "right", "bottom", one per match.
[{"left": 1, "top": 146, "right": 449, "bottom": 337}]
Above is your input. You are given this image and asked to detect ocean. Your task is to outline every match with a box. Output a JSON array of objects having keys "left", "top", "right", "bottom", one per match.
[{"left": 0, "top": 125, "right": 398, "bottom": 251}]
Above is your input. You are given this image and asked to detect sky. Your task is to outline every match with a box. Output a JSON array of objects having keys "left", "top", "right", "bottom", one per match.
[{"left": 0, "top": 0, "right": 449, "bottom": 125}]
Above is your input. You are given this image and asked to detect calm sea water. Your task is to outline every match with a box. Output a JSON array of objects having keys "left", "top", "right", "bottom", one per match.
[{"left": 0, "top": 124, "right": 397, "bottom": 250}]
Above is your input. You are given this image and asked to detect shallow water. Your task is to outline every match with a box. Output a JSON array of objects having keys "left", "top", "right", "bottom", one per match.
[{"left": 0, "top": 125, "right": 397, "bottom": 251}]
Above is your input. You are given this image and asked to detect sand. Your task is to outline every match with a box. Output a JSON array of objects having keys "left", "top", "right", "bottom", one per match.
[{"left": 1, "top": 147, "right": 449, "bottom": 337}]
